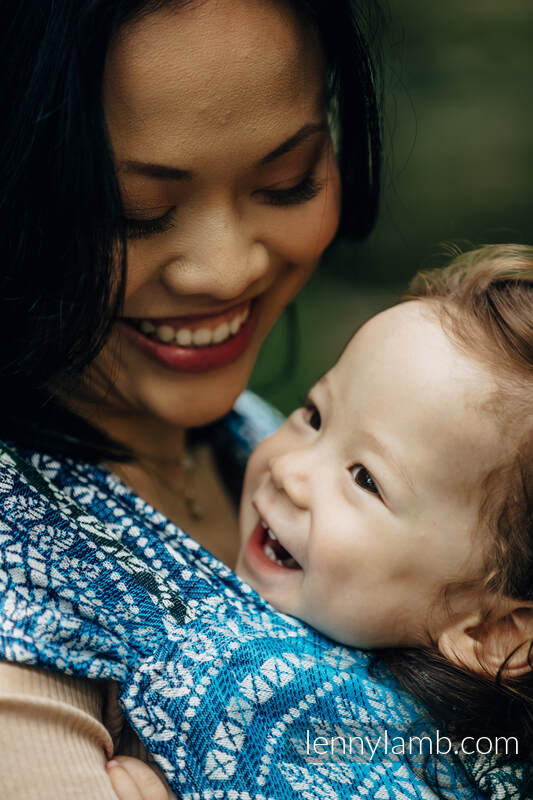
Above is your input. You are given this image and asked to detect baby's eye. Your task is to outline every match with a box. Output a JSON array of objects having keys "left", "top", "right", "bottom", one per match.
[
  {"left": 303, "top": 402, "right": 321, "bottom": 431},
  {"left": 350, "top": 465, "right": 380, "bottom": 496}
]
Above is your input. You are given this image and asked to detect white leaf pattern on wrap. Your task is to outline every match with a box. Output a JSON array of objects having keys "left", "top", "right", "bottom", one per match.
[{"left": 0, "top": 394, "right": 510, "bottom": 800}]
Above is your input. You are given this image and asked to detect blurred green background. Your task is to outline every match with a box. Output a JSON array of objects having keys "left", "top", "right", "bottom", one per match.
[{"left": 250, "top": 0, "right": 533, "bottom": 413}]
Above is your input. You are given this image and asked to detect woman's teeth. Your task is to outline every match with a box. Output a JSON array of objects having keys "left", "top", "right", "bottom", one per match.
[{"left": 135, "top": 305, "right": 250, "bottom": 347}]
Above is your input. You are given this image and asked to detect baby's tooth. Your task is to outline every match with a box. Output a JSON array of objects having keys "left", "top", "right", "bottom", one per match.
[
  {"left": 157, "top": 325, "right": 175, "bottom": 343},
  {"left": 241, "top": 305, "right": 250, "bottom": 323},
  {"left": 176, "top": 329, "right": 193, "bottom": 346},
  {"left": 229, "top": 315, "right": 241, "bottom": 335},
  {"left": 192, "top": 328, "right": 213, "bottom": 346},
  {"left": 212, "top": 322, "right": 230, "bottom": 343},
  {"left": 267, "top": 529, "right": 277, "bottom": 541},
  {"left": 140, "top": 320, "right": 156, "bottom": 334},
  {"left": 264, "top": 544, "right": 277, "bottom": 562}
]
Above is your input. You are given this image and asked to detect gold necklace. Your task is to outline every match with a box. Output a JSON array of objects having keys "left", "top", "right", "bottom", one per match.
[
  {"left": 126, "top": 444, "right": 205, "bottom": 522},
  {"left": 175, "top": 449, "right": 205, "bottom": 521}
]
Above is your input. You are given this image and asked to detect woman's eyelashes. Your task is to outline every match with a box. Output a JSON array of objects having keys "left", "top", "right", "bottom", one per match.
[
  {"left": 259, "top": 173, "right": 323, "bottom": 207},
  {"left": 124, "top": 208, "right": 175, "bottom": 240},
  {"left": 123, "top": 171, "right": 323, "bottom": 239},
  {"left": 350, "top": 465, "right": 380, "bottom": 497}
]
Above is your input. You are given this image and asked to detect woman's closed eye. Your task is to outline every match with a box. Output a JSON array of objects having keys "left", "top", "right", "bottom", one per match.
[
  {"left": 122, "top": 168, "right": 323, "bottom": 240},
  {"left": 258, "top": 172, "right": 323, "bottom": 207},
  {"left": 123, "top": 208, "right": 176, "bottom": 240},
  {"left": 350, "top": 465, "right": 380, "bottom": 497}
]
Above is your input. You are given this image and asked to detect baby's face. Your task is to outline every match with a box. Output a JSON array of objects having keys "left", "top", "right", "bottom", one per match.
[{"left": 237, "top": 301, "right": 505, "bottom": 648}]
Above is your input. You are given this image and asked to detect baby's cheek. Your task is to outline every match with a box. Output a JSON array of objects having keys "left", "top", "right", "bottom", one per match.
[
  {"left": 238, "top": 443, "right": 269, "bottom": 536},
  {"left": 304, "top": 549, "right": 342, "bottom": 612},
  {"left": 243, "top": 441, "right": 269, "bottom": 495},
  {"left": 238, "top": 470, "right": 254, "bottom": 541}
]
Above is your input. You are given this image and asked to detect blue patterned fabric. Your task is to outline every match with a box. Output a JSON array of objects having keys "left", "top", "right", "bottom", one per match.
[{"left": 0, "top": 392, "right": 514, "bottom": 799}]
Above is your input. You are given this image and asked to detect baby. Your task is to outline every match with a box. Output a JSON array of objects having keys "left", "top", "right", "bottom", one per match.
[{"left": 109, "top": 244, "right": 533, "bottom": 798}]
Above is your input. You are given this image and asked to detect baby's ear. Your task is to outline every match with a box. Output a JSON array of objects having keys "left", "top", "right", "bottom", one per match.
[{"left": 437, "top": 602, "right": 533, "bottom": 679}]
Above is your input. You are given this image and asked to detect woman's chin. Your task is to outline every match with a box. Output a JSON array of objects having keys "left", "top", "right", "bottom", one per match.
[
  {"left": 86, "top": 325, "right": 264, "bottom": 430},
  {"left": 135, "top": 377, "right": 249, "bottom": 429}
]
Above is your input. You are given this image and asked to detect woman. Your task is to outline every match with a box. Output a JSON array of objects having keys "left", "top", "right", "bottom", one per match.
[
  {"left": 0, "top": 1, "right": 523, "bottom": 797},
  {"left": 0, "top": 1, "right": 381, "bottom": 797}
]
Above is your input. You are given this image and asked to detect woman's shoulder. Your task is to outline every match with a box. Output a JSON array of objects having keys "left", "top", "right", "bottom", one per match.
[
  {"left": 195, "top": 389, "right": 284, "bottom": 451},
  {"left": 0, "top": 438, "right": 147, "bottom": 682},
  {"left": 0, "top": 392, "right": 284, "bottom": 687},
  {"left": 230, "top": 390, "right": 285, "bottom": 443}
]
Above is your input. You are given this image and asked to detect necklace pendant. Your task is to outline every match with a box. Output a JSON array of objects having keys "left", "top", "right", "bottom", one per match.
[
  {"left": 185, "top": 495, "right": 205, "bottom": 521},
  {"left": 181, "top": 454, "right": 194, "bottom": 473}
]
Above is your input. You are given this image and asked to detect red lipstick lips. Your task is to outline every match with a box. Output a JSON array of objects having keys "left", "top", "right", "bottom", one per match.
[{"left": 118, "top": 300, "right": 258, "bottom": 373}]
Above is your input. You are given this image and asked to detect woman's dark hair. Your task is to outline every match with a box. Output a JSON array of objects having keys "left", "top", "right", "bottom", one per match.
[
  {"left": 377, "top": 245, "right": 533, "bottom": 797},
  {"left": 0, "top": 0, "right": 383, "bottom": 461}
]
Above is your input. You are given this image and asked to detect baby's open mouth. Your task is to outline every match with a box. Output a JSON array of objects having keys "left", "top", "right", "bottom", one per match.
[{"left": 260, "top": 520, "right": 301, "bottom": 570}]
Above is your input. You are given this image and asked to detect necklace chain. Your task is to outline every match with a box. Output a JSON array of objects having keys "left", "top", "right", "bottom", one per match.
[{"left": 122, "top": 442, "right": 205, "bottom": 522}]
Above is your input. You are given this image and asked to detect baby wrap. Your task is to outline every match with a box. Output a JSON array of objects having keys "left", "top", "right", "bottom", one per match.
[{"left": 0, "top": 393, "right": 522, "bottom": 799}]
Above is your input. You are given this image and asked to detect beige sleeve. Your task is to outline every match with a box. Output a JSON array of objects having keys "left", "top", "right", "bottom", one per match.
[{"left": 0, "top": 660, "right": 127, "bottom": 800}]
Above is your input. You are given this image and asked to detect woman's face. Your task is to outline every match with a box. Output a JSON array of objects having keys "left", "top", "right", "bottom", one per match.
[{"left": 90, "top": 0, "right": 340, "bottom": 432}]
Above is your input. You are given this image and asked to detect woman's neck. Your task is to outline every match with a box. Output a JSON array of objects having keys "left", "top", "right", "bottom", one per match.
[
  {"left": 63, "top": 389, "right": 240, "bottom": 567},
  {"left": 63, "top": 383, "right": 188, "bottom": 465}
]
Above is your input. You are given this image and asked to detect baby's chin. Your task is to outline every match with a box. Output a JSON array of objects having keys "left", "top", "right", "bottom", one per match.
[{"left": 233, "top": 554, "right": 260, "bottom": 595}]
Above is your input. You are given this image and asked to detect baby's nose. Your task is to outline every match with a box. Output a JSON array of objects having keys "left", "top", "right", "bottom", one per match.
[{"left": 269, "top": 451, "right": 310, "bottom": 509}]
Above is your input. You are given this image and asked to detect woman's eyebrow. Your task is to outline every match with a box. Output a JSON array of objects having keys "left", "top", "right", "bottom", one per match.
[
  {"left": 118, "top": 122, "right": 328, "bottom": 181},
  {"left": 119, "top": 161, "right": 193, "bottom": 181},
  {"left": 257, "top": 122, "right": 328, "bottom": 166}
]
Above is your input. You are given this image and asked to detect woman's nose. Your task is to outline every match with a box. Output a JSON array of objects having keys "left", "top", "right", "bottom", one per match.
[
  {"left": 161, "top": 202, "right": 270, "bottom": 300},
  {"left": 269, "top": 450, "right": 311, "bottom": 509}
]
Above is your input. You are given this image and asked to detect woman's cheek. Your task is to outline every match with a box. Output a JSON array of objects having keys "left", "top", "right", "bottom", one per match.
[
  {"left": 307, "top": 146, "right": 342, "bottom": 254},
  {"left": 265, "top": 163, "right": 341, "bottom": 265}
]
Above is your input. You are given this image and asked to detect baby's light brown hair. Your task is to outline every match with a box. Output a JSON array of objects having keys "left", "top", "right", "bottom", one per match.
[
  {"left": 376, "top": 245, "right": 533, "bottom": 784},
  {"left": 408, "top": 244, "right": 533, "bottom": 608}
]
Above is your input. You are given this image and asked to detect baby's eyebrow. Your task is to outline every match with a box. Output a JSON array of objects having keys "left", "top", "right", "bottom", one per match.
[
  {"left": 360, "top": 430, "right": 416, "bottom": 497},
  {"left": 316, "top": 374, "right": 416, "bottom": 496},
  {"left": 303, "top": 376, "right": 329, "bottom": 408},
  {"left": 313, "top": 373, "right": 331, "bottom": 398}
]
